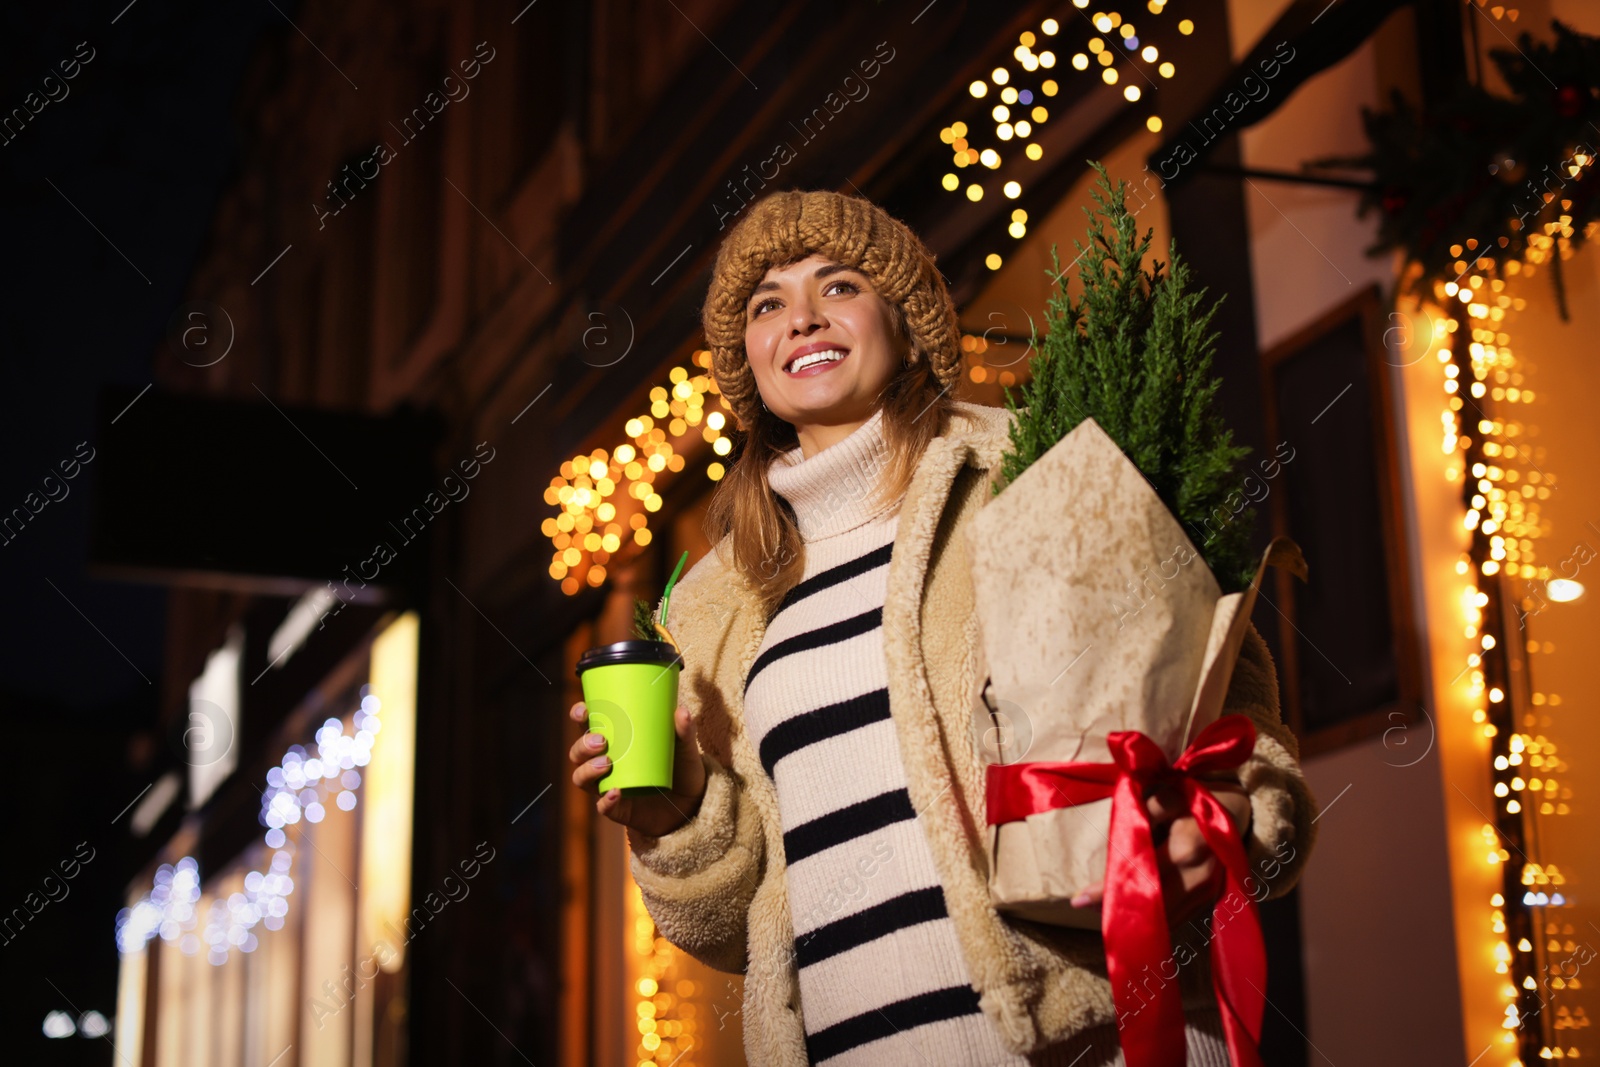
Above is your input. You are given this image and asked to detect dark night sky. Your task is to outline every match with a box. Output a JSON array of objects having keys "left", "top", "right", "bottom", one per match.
[{"left": 1, "top": 0, "right": 278, "bottom": 1055}]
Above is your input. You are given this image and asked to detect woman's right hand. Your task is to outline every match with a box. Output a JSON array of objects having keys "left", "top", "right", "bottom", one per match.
[{"left": 568, "top": 701, "right": 709, "bottom": 837}]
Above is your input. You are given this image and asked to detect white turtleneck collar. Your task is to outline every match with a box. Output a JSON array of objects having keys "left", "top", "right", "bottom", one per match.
[{"left": 766, "top": 406, "right": 904, "bottom": 542}]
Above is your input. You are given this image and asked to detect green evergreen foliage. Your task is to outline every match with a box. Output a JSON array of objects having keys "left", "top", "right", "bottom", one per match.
[
  {"left": 1307, "top": 20, "right": 1600, "bottom": 319},
  {"left": 632, "top": 597, "right": 659, "bottom": 642},
  {"left": 994, "top": 161, "right": 1257, "bottom": 592}
]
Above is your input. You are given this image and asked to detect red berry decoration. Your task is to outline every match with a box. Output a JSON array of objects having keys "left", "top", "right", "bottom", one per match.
[{"left": 1555, "top": 84, "right": 1585, "bottom": 118}]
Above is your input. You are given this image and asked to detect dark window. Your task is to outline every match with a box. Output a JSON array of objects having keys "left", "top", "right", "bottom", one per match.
[{"left": 1261, "top": 286, "right": 1423, "bottom": 754}]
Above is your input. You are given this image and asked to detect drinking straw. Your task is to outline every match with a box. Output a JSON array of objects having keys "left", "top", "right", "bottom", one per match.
[
  {"left": 658, "top": 550, "right": 689, "bottom": 625},
  {"left": 653, "top": 550, "right": 689, "bottom": 649}
]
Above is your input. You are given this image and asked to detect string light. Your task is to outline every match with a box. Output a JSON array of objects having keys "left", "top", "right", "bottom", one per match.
[
  {"left": 1428, "top": 147, "right": 1594, "bottom": 1064},
  {"left": 117, "top": 690, "right": 386, "bottom": 964},
  {"left": 543, "top": 352, "right": 732, "bottom": 595},
  {"left": 960, "top": 332, "right": 1024, "bottom": 387},
  {"left": 934, "top": 8, "right": 1187, "bottom": 252},
  {"left": 629, "top": 882, "right": 702, "bottom": 1067},
  {"left": 1009, "top": 207, "right": 1029, "bottom": 239}
]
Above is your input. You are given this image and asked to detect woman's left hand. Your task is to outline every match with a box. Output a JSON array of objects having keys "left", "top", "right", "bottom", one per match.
[{"left": 1068, "top": 780, "right": 1252, "bottom": 925}]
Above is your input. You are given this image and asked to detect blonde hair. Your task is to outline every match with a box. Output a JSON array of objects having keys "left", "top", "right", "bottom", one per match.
[{"left": 703, "top": 299, "right": 957, "bottom": 620}]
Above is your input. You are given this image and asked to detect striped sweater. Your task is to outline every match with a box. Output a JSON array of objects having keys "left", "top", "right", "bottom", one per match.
[
  {"left": 745, "top": 406, "right": 1027, "bottom": 1065},
  {"left": 744, "top": 406, "right": 1234, "bottom": 1066}
]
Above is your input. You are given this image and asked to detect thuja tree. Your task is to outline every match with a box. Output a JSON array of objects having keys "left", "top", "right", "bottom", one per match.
[{"left": 995, "top": 161, "right": 1257, "bottom": 592}]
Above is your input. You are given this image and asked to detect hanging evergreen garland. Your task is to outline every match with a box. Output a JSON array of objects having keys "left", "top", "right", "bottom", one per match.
[{"left": 1310, "top": 19, "right": 1600, "bottom": 318}]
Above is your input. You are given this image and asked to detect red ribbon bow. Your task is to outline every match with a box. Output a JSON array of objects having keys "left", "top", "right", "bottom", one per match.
[{"left": 985, "top": 715, "right": 1265, "bottom": 1067}]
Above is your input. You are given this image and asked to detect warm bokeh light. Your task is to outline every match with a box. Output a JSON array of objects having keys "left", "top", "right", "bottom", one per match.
[
  {"left": 1414, "top": 146, "right": 1594, "bottom": 1055},
  {"left": 544, "top": 351, "right": 731, "bottom": 594},
  {"left": 1546, "top": 578, "right": 1584, "bottom": 603}
]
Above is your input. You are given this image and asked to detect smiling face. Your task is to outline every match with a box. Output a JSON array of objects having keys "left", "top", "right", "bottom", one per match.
[{"left": 743, "top": 252, "right": 908, "bottom": 458}]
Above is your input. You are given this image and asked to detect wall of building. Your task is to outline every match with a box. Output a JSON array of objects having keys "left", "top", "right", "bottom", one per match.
[
  {"left": 1226, "top": 0, "right": 1469, "bottom": 1062},
  {"left": 961, "top": 127, "right": 1174, "bottom": 335},
  {"left": 1480, "top": 0, "right": 1600, "bottom": 1033},
  {"left": 146, "top": 1, "right": 741, "bottom": 1063},
  {"left": 1505, "top": 229, "right": 1600, "bottom": 1058}
]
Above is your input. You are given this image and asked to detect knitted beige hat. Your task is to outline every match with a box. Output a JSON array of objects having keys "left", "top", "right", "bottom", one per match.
[{"left": 702, "top": 190, "right": 962, "bottom": 430}]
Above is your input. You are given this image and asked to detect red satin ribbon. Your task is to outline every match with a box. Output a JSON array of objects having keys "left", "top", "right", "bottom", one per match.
[{"left": 985, "top": 715, "right": 1266, "bottom": 1067}]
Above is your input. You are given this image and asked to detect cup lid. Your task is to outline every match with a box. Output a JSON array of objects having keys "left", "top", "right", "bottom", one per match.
[{"left": 575, "top": 639, "right": 684, "bottom": 675}]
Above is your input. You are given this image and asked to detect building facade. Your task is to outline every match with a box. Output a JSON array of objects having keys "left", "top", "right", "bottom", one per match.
[{"left": 104, "top": 1, "right": 1600, "bottom": 1064}]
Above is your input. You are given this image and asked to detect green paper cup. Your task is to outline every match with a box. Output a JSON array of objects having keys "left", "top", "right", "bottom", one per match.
[{"left": 576, "top": 639, "right": 684, "bottom": 794}]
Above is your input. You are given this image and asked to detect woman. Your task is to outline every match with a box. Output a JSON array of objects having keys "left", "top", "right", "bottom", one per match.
[{"left": 569, "top": 190, "right": 1315, "bottom": 1065}]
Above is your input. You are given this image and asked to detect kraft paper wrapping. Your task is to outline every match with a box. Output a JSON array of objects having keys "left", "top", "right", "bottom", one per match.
[{"left": 965, "top": 417, "right": 1304, "bottom": 928}]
